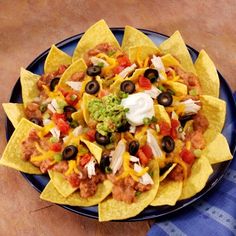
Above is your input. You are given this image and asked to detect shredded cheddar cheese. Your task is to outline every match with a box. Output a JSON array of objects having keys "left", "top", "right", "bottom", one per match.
[
  {"left": 42, "top": 85, "right": 64, "bottom": 100},
  {"left": 118, "top": 152, "right": 149, "bottom": 181},
  {"left": 186, "top": 141, "right": 191, "bottom": 150},
  {"left": 65, "top": 160, "right": 80, "bottom": 176},
  {"left": 38, "top": 122, "right": 55, "bottom": 138}
]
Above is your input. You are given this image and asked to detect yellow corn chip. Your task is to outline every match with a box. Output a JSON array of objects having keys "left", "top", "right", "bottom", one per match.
[
  {"left": 122, "top": 26, "right": 157, "bottom": 54},
  {"left": 58, "top": 58, "right": 87, "bottom": 87},
  {"left": 0, "top": 118, "right": 42, "bottom": 174},
  {"left": 179, "top": 156, "right": 213, "bottom": 200},
  {"left": 20, "top": 68, "right": 40, "bottom": 106},
  {"left": 2, "top": 103, "right": 25, "bottom": 128},
  {"left": 195, "top": 50, "right": 220, "bottom": 97},
  {"left": 160, "top": 31, "right": 196, "bottom": 74},
  {"left": 48, "top": 170, "right": 78, "bottom": 197},
  {"left": 202, "top": 133, "right": 232, "bottom": 164},
  {"left": 40, "top": 180, "right": 113, "bottom": 207},
  {"left": 81, "top": 138, "right": 102, "bottom": 163},
  {"left": 44, "top": 45, "right": 72, "bottom": 74},
  {"left": 151, "top": 179, "right": 183, "bottom": 206},
  {"left": 200, "top": 95, "right": 226, "bottom": 133},
  {"left": 72, "top": 19, "right": 120, "bottom": 62}
]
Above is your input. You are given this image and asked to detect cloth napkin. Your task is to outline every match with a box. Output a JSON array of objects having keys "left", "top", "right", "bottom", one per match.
[{"left": 147, "top": 94, "right": 236, "bottom": 236}]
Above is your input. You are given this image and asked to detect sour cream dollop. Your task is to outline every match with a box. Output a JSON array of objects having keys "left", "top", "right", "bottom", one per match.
[{"left": 121, "top": 92, "right": 154, "bottom": 126}]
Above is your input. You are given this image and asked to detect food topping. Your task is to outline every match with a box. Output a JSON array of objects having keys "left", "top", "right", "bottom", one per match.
[{"left": 121, "top": 92, "right": 154, "bottom": 126}]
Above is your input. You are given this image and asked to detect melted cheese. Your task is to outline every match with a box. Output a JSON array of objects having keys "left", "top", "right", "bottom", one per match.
[{"left": 65, "top": 160, "right": 80, "bottom": 176}]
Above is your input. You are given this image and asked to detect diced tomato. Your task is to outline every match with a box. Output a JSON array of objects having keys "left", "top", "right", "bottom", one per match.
[
  {"left": 50, "top": 142, "right": 62, "bottom": 152},
  {"left": 170, "top": 119, "right": 180, "bottom": 139},
  {"left": 80, "top": 153, "right": 92, "bottom": 167},
  {"left": 58, "top": 87, "right": 69, "bottom": 97},
  {"left": 65, "top": 92, "right": 79, "bottom": 106},
  {"left": 57, "top": 118, "right": 70, "bottom": 134},
  {"left": 137, "top": 149, "right": 149, "bottom": 166},
  {"left": 159, "top": 121, "right": 171, "bottom": 136},
  {"left": 141, "top": 144, "right": 153, "bottom": 159},
  {"left": 117, "top": 55, "right": 131, "bottom": 67},
  {"left": 171, "top": 119, "right": 179, "bottom": 129},
  {"left": 113, "top": 65, "right": 125, "bottom": 75},
  {"left": 86, "top": 129, "right": 96, "bottom": 142},
  {"left": 180, "top": 148, "right": 195, "bottom": 164},
  {"left": 52, "top": 113, "right": 66, "bottom": 123},
  {"left": 138, "top": 76, "right": 152, "bottom": 90}
]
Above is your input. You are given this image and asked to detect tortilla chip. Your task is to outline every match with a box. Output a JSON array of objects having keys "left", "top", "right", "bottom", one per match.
[
  {"left": 151, "top": 180, "right": 183, "bottom": 206},
  {"left": 163, "top": 81, "right": 187, "bottom": 96},
  {"left": 161, "top": 54, "right": 182, "bottom": 68},
  {"left": 72, "top": 19, "right": 120, "bottom": 62},
  {"left": 58, "top": 58, "right": 87, "bottom": 87},
  {"left": 200, "top": 95, "right": 226, "bottom": 133},
  {"left": 109, "top": 75, "right": 124, "bottom": 94},
  {"left": 81, "top": 93, "right": 96, "bottom": 125},
  {"left": 121, "top": 26, "right": 157, "bottom": 54},
  {"left": 71, "top": 110, "right": 86, "bottom": 126},
  {"left": 40, "top": 180, "right": 113, "bottom": 207},
  {"left": 0, "top": 118, "right": 41, "bottom": 174},
  {"left": 195, "top": 50, "right": 219, "bottom": 97},
  {"left": 20, "top": 68, "right": 40, "bottom": 106},
  {"left": 179, "top": 156, "right": 213, "bottom": 200},
  {"left": 154, "top": 104, "right": 171, "bottom": 125},
  {"left": 98, "top": 160, "right": 159, "bottom": 221},
  {"left": 2, "top": 103, "right": 25, "bottom": 128},
  {"left": 202, "top": 133, "right": 232, "bottom": 164},
  {"left": 159, "top": 31, "right": 196, "bottom": 74},
  {"left": 129, "top": 46, "right": 161, "bottom": 64},
  {"left": 44, "top": 45, "right": 72, "bottom": 74},
  {"left": 80, "top": 138, "right": 102, "bottom": 163},
  {"left": 129, "top": 68, "right": 147, "bottom": 83},
  {"left": 160, "top": 163, "right": 177, "bottom": 181},
  {"left": 48, "top": 170, "right": 78, "bottom": 197}
]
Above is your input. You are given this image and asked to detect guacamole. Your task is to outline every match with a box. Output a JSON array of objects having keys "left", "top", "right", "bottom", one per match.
[{"left": 88, "top": 94, "right": 128, "bottom": 135}]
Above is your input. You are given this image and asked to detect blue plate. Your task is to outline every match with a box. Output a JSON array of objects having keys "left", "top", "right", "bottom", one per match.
[{"left": 6, "top": 28, "right": 236, "bottom": 221}]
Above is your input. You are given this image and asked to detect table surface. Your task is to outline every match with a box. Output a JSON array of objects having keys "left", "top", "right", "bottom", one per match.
[{"left": 0, "top": 1, "right": 236, "bottom": 235}]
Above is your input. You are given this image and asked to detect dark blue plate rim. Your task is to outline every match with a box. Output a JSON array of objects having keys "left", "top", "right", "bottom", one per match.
[{"left": 5, "top": 28, "right": 236, "bottom": 222}]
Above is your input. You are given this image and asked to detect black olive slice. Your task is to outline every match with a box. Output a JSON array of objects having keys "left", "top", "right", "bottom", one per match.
[
  {"left": 159, "top": 163, "right": 173, "bottom": 176},
  {"left": 179, "top": 114, "right": 196, "bottom": 127},
  {"left": 117, "top": 122, "right": 130, "bottom": 132},
  {"left": 100, "top": 154, "right": 111, "bottom": 173},
  {"left": 64, "top": 105, "right": 77, "bottom": 122},
  {"left": 128, "top": 140, "right": 140, "bottom": 156},
  {"left": 29, "top": 117, "right": 43, "bottom": 126},
  {"left": 120, "top": 80, "right": 135, "bottom": 94},
  {"left": 62, "top": 145, "right": 78, "bottom": 160},
  {"left": 85, "top": 80, "right": 100, "bottom": 94},
  {"left": 50, "top": 77, "right": 60, "bottom": 91},
  {"left": 87, "top": 66, "right": 101, "bottom": 76},
  {"left": 64, "top": 106, "right": 77, "bottom": 113},
  {"left": 95, "top": 131, "right": 110, "bottom": 145},
  {"left": 157, "top": 92, "right": 173, "bottom": 107},
  {"left": 162, "top": 135, "right": 175, "bottom": 153},
  {"left": 144, "top": 68, "right": 159, "bottom": 83}
]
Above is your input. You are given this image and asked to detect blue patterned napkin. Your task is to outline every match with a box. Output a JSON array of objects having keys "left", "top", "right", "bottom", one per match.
[{"left": 147, "top": 94, "right": 236, "bottom": 236}]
